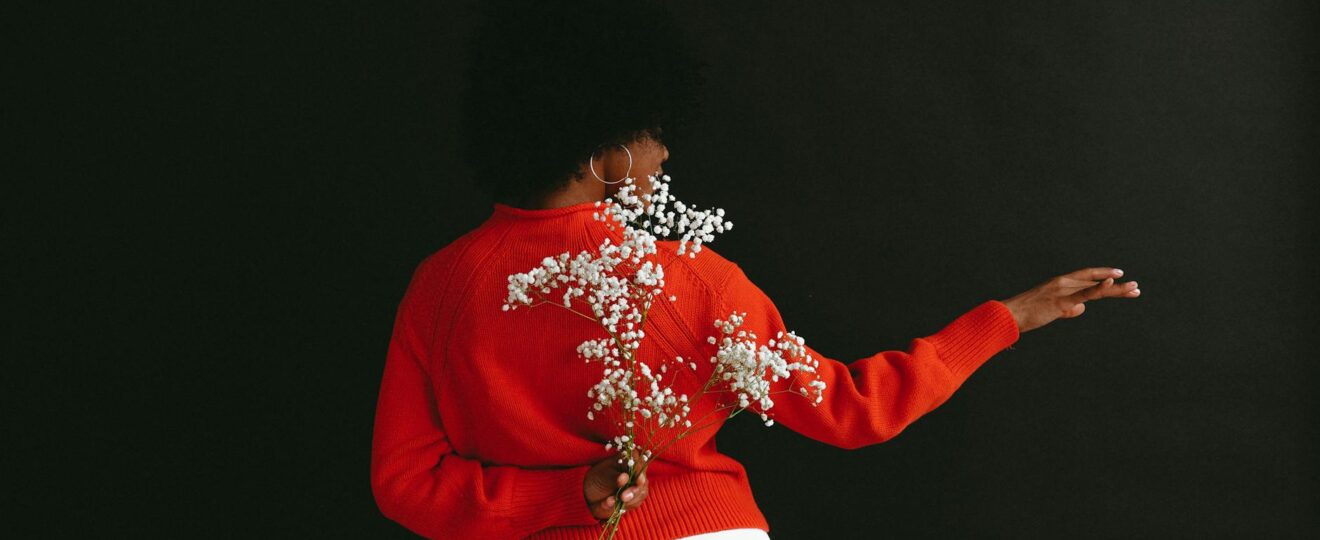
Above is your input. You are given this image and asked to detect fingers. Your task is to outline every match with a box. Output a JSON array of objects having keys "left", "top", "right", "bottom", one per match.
[
  {"left": 591, "top": 495, "right": 618, "bottom": 519},
  {"left": 1099, "top": 278, "right": 1139, "bottom": 299},
  {"left": 590, "top": 471, "right": 649, "bottom": 518},
  {"left": 1066, "top": 277, "right": 1140, "bottom": 304},
  {"left": 1066, "top": 267, "right": 1124, "bottom": 282},
  {"left": 590, "top": 477, "right": 627, "bottom": 520},
  {"left": 620, "top": 472, "right": 649, "bottom": 510},
  {"left": 1120, "top": 280, "right": 1140, "bottom": 297}
]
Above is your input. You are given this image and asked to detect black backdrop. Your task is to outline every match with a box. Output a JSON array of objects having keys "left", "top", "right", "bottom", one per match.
[{"left": 12, "top": 1, "right": 1318, "bottom": 538}]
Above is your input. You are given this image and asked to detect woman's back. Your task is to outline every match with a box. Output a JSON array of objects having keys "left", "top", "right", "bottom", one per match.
[
  {"left": 371, "top": 200, "right": 1021, "bottom": 539},
  {"left": 372, "top": 201, "right": 776, "bottom": 539},
  {"left": 442, "top": 203, "right": 747, "bottom": 468}
]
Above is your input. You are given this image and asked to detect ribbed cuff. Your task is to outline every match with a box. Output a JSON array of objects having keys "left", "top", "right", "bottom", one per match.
[
  {"left": 508, "top": 464, "right": 602, "bottom": 533},
  {"left": 920, "top": 299, "right": 1021, "bottom": 385}
]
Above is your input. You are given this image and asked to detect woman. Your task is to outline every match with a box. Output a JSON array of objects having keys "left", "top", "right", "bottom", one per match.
[{"left": 370, "top": 2, "right": 1140, "bottom": 539}]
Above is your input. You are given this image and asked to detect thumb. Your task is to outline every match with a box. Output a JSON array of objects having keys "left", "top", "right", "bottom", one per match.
[{"left": 1061, "top": 301, "right": 1086, "bottom": 318}]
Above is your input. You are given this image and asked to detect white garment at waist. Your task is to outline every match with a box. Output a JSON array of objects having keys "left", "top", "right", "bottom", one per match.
[{"left": 674, "top": 528, "right": 771, "bottom": 540}]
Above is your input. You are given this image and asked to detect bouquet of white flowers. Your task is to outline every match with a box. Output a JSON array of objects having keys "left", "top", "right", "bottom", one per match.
[{"left": 502, "top": 173, "right": 827, "bottom": 539}]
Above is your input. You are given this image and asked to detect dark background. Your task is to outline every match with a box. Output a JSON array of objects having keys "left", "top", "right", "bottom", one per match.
[{"left": 11, "top": 0, "right": 1317, "bottom": 538}]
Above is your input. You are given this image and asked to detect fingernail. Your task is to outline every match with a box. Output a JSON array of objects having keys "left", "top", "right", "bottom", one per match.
[
  {"left": 1114, "top": 269, "right": 1123, "bottom": 276},
  {"left": 623, "top": 491, "right": 634, "bottom": 501},
  {"left": 606, "top": 496, "right": 615, "bottom": 507}
]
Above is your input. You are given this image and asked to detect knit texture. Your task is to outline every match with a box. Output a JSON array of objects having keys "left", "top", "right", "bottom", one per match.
[{"left": 370, "top": 200, "right": 1021, "bottom": 539}]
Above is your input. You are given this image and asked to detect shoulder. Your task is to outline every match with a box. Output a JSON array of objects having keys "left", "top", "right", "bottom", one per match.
[
  {"left": 398, "top": 218, "right": 504, "bottom": 306},
  {"left": 402, "top": 239, "right": 462, "bottom": 292},
  {"left": 653, "top": 240, "right": 742, "bottom": 294},
  {"left": 656, "top": 242, "right": 777, "bottom": 315},
  {"left": 408, "top": 216, "right": 508, "bottom": 283}
]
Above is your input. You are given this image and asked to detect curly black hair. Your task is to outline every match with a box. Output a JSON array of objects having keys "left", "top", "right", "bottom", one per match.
[{"left": 459, "top": 0, "right": 707, "bottom": 205}]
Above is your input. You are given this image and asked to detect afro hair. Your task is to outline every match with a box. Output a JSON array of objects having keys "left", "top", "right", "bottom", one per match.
[{"left": 459, "top": 0, "right": 707, "bottom": 205}]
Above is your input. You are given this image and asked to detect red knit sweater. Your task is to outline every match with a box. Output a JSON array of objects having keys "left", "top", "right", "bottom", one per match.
[{"left": 370, "top": 200, "right": 1021, "bottom": 539}]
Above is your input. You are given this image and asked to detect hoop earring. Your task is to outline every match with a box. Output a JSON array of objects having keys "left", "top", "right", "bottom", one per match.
[{"left": 589, "top": 144, "right": 633, "bottom": 185}]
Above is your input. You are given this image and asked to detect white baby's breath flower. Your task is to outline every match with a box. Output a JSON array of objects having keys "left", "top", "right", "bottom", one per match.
[{"left": 707, "top": 310, "right": 827, "bottom": 426}]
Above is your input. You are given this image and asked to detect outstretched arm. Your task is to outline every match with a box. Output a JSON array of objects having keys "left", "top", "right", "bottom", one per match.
[{"left": 710, "top": 266, "right": 1021, "bottom": 450}]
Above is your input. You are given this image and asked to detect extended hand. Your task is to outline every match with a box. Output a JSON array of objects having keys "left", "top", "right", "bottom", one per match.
[
  {"left": 583, "top": 450, "right": 650, "bottom": 520},
  {"left": 1000, "top": 267, "right": 1140, "bottom": 333}
]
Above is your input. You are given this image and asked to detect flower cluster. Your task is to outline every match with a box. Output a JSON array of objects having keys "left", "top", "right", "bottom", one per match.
[
  {"left": 501, "top": 172, "right": 825, "bottom": 539},
  {"left": 592, "top": 172, "right": 733, "bottom": 258},
  {"left": 708, "top": 312, "right": 826, "bottom": 426}
]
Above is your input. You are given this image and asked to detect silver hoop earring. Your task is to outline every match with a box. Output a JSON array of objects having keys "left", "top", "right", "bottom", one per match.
[{"left": 589, "top": 144, "right": 633, "bottom": 185}]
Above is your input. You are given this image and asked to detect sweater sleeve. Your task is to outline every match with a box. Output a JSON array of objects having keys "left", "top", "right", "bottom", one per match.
[
  {"left": 370, "top": 267, "right": 602, "bottom": 539},
  {"left": 712, "top": 265, "right": 1021, "bottom": 450}
]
